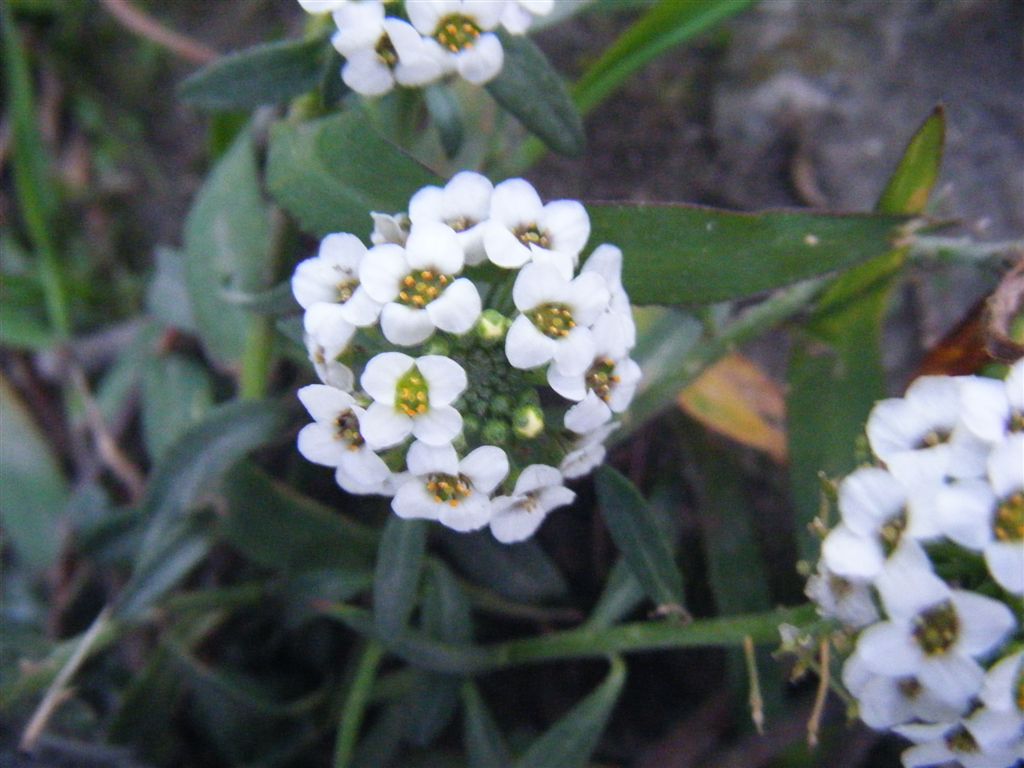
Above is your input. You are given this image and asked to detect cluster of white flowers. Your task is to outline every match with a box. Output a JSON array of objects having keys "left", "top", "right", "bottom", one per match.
[
  {"left": 804, "top": 361, "right": 1024, "bottom": 767},
  {"left": 292, "top": 172, "right": 640, "bottom": 543},
  {"left": 298, "top": 0, "right": 554, "bottom": 96}
]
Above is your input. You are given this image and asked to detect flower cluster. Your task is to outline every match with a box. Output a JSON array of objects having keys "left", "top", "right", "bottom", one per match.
[
  {"left": 298, "top": 0, "right": 554, "bottom": 96},
  {"left": 292, "top": 172, "right": 640, "bottom": 542},
  {"left": 803, "top": 361, "right": 1024, "bottom": 767}
]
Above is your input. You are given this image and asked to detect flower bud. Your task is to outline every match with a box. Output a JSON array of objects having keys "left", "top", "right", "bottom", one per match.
[
  {"left": 481, "top": 419, "right": 510, "bottom": 445},
  {"left": 423, "top": 336, "right": 451, "bottom": 357},
  {"left": 512, "top": 404, "right": 544, "bottom": 439},
  {"left": 475, "top": 309, "right": 510, "bottom": 345}
]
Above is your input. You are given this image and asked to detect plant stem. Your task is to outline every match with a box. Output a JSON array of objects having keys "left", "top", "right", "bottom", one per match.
[
  {"left": 334, "top": 640, "right": 385, "bottom": 768},
  {"left": 239, "top": 316, "right": 275, "bottom": 400}
]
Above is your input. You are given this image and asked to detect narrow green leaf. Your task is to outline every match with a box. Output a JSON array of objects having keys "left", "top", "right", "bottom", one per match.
[
  {"left": 486, "top": 30, "right": 585, "bottom": 157},
  {"left": 184, "top": 128, "right": 272, "bottom": 366},
  {"left": 0, "top": 375, "right": 67, "bottom": 570},
  {"left": 179, "top": 36, "right": 328, "bottom": 111},
  {"left": 219, "top": 463, "right": 376, "bottom": 574},
  {"left": 594, "top": 466, "right": 684, "bottom": 610},
  {"left": 513, "top": 656, "right": 626, "bottom": 768},
  {"left": 423, "top": 560, "right": 473, "bottom": 644},
  {"left": 462, "top": 682, "right": 512, "bottom": 768},
  {"left": 141, "top": 353, "right": 214, "bottom": 462},
  {"left": 438, "top": 530, "right": 569, "bottom": 603},
  {"left": 424, "top": 83, "right": 465, "bottom": 159},
  {"left": 584, "top": 558, "right": 645, "bottom": 631},
  {"left": 589, "top": 204, "right": 906, "bottom": 305},
  {"left": 220, "top": 279, "right": 299, "bottom": 317},
  {"left": 267, "top": 109, "right": 438, "bottom": 238},
  {"left": 876, "top": 106, "right": 946, "bottom": 216},
  {"left": 115, "top": 400, "right": 288, "bottom": 618},
  {"left": 335, "top": 640, "right": 385, "bottom": 768},
  {"left": 145, "top": 245, "right": 196, "bottom": 332},
  {"left": 374, "top": 517, "right": 428, "bottom": 638},
  {"left": 573, "top": 0, "right": 754, "bottom": 115}
]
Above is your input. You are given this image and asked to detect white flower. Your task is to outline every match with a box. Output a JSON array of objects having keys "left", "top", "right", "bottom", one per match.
[
  {"left": 842, "top": 649, "right": 962, "bottom": 730},
  {"left": 392, "top": 440, "right": 508, "bottom": 531},
  {"left": 370, "top": 211, "right": 410, "bottom": 246},
  {"left": 359, "top": 223, "right": 481, "bottom": 346},
  {"left": 855, "top": 541, "right": 1016, "bottom": 712},
  {"left": 820, "top": 466, "right": 940, "bottom": 583},
  {"left": 406, "top": 0, "right": 505, "bottom": 85},
  {"left": 580, "top": 244, "right": 636, "bottom": 355},
  {"left": 896, "top": 720, "right": 1023, "bottom": 768},
  {"left": 359, "top": 352, "right": 467, "bottom": 449},
  {"left": 291, "top": 233, "right": 382, "bottom": 326},
  {"left": 298, "top": 0, "right": 349, "bottom": 13},
  {"left": 408, "top": 171, "right": 493, "bottom": 265},
  {"left": 804, "top": 563, "right": 879, "bottom": 628},
  {"left": 957, "top": 359, "right": 1024, "bottom": 445},
  {"left": 501, "top": 0, "right": 554, "bottom": 33},
  {"left": 969, "top": 652, "right": 1024, "bottom": 754},
  {"left": 483, "top": 178, "right": 591, "bottom": 277},
  {"left": 561, "top": 422, "right": 619, "bottom": 480},
  {"left": 296, "top": 384, "right": 393, "bottom": 494},
  {"left": 303, "top": 301, "right": 357, "bottom": 370},
  {"left": 489, "top": 464, "right": 575, "bottom": 543},
  {"left": 866, "top": 375, "right": 989, "bottom": 485},
  {"left": 505, "top": 262, "right": 609, "bottom": 376},
  {"left": 304, "top": 328, "right": 354, "bottom": 391}
]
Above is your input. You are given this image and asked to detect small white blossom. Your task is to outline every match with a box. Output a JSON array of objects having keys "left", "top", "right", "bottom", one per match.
[
  {"left": 296, "top": 384, "right": 393, "bottom": 494},
  {"left": 957, "top": 359, "right": 1024, "bottom": 445},
  {"left": 896, "top": 720, "right": 1023, "bottom": 768},
  {"left": 359, "top": 223, "right": 481, "bottom": 346},
  {"left": 580, "top": 244, "right": 636, "bottom": 354},
  {"left": 298, "top": 0, "right": 349, "bottom": 13},
  {"left": 561, "top": 422, "right": 619, "bottom": 480},
  {"left": 483, "top": 178, "right": 591, "bottom": 277},
  {"left": 291, "top": 233, "right": 382, "bottom": 326},
  {"left": 359, "top": 352, "right": 467, "bottom": 449},
  {"left": 804, "top": 563, "right": 879, "bottom": 628},
  {"left": 406, "top": 0, "right": 505, "bottom": 85},
  {"left": 408, "top": 171, "right": 493, "bottom": 265},
  {"left": 489, "top": 464, "right": 575, "bottom": 543},
  {"left": 505, "top": 262, "right": 609, "bottom": 376},
  {"left": 501, "top": 0, "right": 554, "bottom": 33},
  {"left": 392, "top": 440, "right": 508, "bottom": 531},
  {"left": 370, "top": 211, "right": 410, "bottom": 246},
  {"left": 304, "top": 329, "right": 354, "bottom": 391},
  {"left": 969, "top": 652, "right": 1024, "bottom": 754}
]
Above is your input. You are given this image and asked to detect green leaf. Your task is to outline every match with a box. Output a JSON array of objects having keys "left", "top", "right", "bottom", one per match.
[
  {"left": 146, "top": 246, "right": 196, "bottom": 332},
  {"left": 267, "top": 109, "right": 438, "bottom": 237},
  {"left": 573, "top": 0, "right": 754, "bottom": 115},
  {"left": 184, "top": 128, "right": 272, "bottom": 366},
  {"left": 876, "top": 106, "right": 946, "bottom": 216},
  {"left": 335, "top": 640, "right": 385, "bottom": 768},
  {"left": 219, "top": 463, "right": 376, "bottom": 574},
  {"left": 588, "top": 204, "right": 906, "bottom": 305},
  {"left": 115, "top": 400, "right": 288, "bottom": 619},
  {"left": 423, "top": 560, "right": 472, "bottom": 644},
  {"left": 512, "top": 657, "right": 626, "bottom": 768},
  {"left": 424, "top": 83, "right": 465, "bottom": 160},
  {"left": 584, "top": 558, "right": 645, "bottom": 631},
  {"left": 438, "top": 530, "right": 569, "bottom": 603},
  {"left": 374, "top": 517, "right": 428, "bottom": 639},
  {"left": 141, "top": 353, "right": 214, "bottom": 462},
  {"left": 486, "top": 30, "right": 585, "bottom": 157},
  {"left": 179, "top": 36, "right": 329, "bottom": 111},
  {"left": 0, "top": 375, "right": 67, "bottom": 570},
  {"left": 220, "top": 279, "right": 299, "bottom": 317},
  {"left": 594, "top": 466, "right": 684, "bottom": 610},
  {"left": 462, "top": 682, "right": 511, "bottom": 768}
]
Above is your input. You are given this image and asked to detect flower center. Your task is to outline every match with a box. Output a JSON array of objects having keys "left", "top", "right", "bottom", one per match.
[
  {"left": 528, "top": 303, "right": 576, "bottom": 339},
  {"left": 944, "top": 725, "right": 979, "bottom": 755},
  {"left": 398, "top": 269, "right": 452, "bottom": 308},
  {"left": 447, "top": 215, "right": 476, "bottom": 233},
  {"left": 396, "top": 367, "right": 429, "bottom": 416},
  {"left": 995, "top": 492, "right": 1024, "bottom": 542},
  {"left": 827, "top": 573, "right": 854, "bottom": 599},
  {"left": 1011, "top": 410, "right": 1024, "bottom": 433},
  {"left": 435, "top": 14, "right": 481, "bottom": 52},
  {"left": 375, "top": 33, "right": 398, "bottom": 67},
  {"left": 912, "top": 600, "right": 959, "bottom": 656},
  {"left": 1015, "top": 668, "right": 1024, "bottom": 712},
  {"left": 514, "top": 223, "right": 551, "bottom": 249},
  {"left": 334, "top": 410, "right": 364, "bottom": 448},
  {"left": 878, "top": 512, "right": 908, "bottom": 556},
  {"left": 426, "top": 473, "right": 471, "bottom": 506},
  {"left": 915, "top": 428, "right": 950, "bottom": 449},
  {"left": 336, "top": 277, "right": 359, "bottom": 303},
  {"left": 896, "top": 677, "right": 922, "bottom": 700},
  {"left": 585, "top": 358, "right": 620, "bottom": 402}
]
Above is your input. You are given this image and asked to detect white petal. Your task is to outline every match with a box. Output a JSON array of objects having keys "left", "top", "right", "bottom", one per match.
[
  {"left": 490, "top": 506, "right": 547, "bottom": 543},
  {"left": 359, "top": 244, "right": 408, "bottom": 303},
  {"left": 405, "top": 221, "right": 464, "bottom": 274},
  {"left": 297, "top": 423, "right": 345, "bottom": 466},
  {"left": 380, "top": 303, "right": 435, "bottom": 346},
  {"left": 959, "top": 376, "right": 1011, "bottom": 443},
  {"left": 456, "top": 32, "right": 503, "bottom": 84},
  {"left": 331, "top": 2, "right": 384, "bottom": 54},
  {"left": 512, "top": 262, "right": 562, "bottom": 310},
  {"left": 407, "top": 440, "right": 459, "bottom": 475},
  {"left": 988, "top": 433, "right": 1024, "bottom": 498},
  {"left": 901, "top": 742, "right": 955, "bottom": 768},
  {"left": 505, "top": 315, "right": 555, "bottom": 370},
  {"left": 821, "top": 524, "right": 884, "bottom": 581},
  {"left": 298, "top": 0, "right": 349, "bottom": 13},
  {"left": 460, "top": 445, "right": 509, "bottom": 493},
  {"left": 547, "top": 365, "right": 587, "bottom": 401},
  {"left": 297, "top": 384, "right": 356, "bottom": 423},
  {"left": 540, "top": 200, "right": 590, "bottom": 256},
  {"left": 416, "top": 355, "right": 467, "bottom": 406},
  {"left": 980, "top": 651, "right": 1023, "bottom": 711},
  {"left": 443, "top": 171, "right": 492, "bottom": 223},
  {"left": 950, "top": 590, "right": 1016, "bottom": 656},
  {"left": 514, "top": 464, "right": 564, "bottom": 495},
  {"left": 361, "top": 351, "right": 413, "bottom": 403},
  {"left": 405, "top": 0, "right": 448, "bottom": 33},
  {"left": 607, "top": 358, "right": 642, "bottom": 413},
  {"left": 338, "top": 287, "right": 382, "bottom": 327},
  {"left": 564, "top": 392, "right": 612, "bottom": 434},
  {"left": 412, "top": 404, "right": 463, "bottom": 446},
  {"left": 582, "top": 243, "right": 623, "bottom": 286},
  {"left": 566, "top": 272, "right": 610, "bottom": 326},
  {"left": 303, "top": 303, "right": 357, "bottom": 352},
  {"left": 528, "top": 247, "right": 575, "bottom": 281},
  {"left": 917, "top": 654, "right": 985, "bottom": 711},
  {"left": 985, "top": 541, "right": 1024, "bottom": 595},
  {"left": 393, "top": 480, "right": 441, "bottom": 521},
  {"left": 855, "top": 622, "right": 921, "bottom": 677},
  {"left": 408, "top": 185, "right": 445, "bottom": 225},
  {"left": 500, "top": 2, "right": 533, "bottom": 33},
  {"left": 875, "top": 540, "right": 949, "bottom": 620},
  {"left": 292, "top": 258, "right": 337, "bottom": 308},
  {"left": 426, "top": 277, "right": 481, "bottom": 335},
  {"left": 438, "top": 493, "right": 492, "bottom": 532},
  {"left": 463, "top": 0, "right": 504, "bottom": 29},
  {"left": 489, "top": 178, "right": 543, "bottom": 227},
  {"left": 1006, "top": 359, "right": 1024, "bottom": 411},
  {"left": 856, "top": 675, "right": 917, "bottom": 729},
  {"left": 935, "top": 480, "right": 995, "bottom": 550},
  {"left": 342, "top": 54, "right": 395, "bottom": 97},
  {"left": 537, "top": 485, "right": 576, "bottom": 513},
  {"left": 553, "top": 327, "right": 596, "bottom": 376},
  {"left": 484, "top": 221, "right": 532, "bottom": 269},
  {"left": 361, "top": 402, "right": 413, "bottom": 450},
  {"left": 337, "top": 448, "right": 393, "bottom": 495},
  {"left": 838, "top": 466, "right": 907, "bottom": 537}
]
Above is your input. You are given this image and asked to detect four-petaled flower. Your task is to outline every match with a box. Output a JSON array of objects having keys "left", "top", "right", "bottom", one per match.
[{"left": 489, "top": 464, "right": 575, "bottom": 543}]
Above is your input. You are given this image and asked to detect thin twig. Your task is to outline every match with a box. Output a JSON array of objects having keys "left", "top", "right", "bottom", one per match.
[
  {"left": 20, "top": 607, "right": 113, "bottom": 752},
  {"left": 806, "top": 639, "right": 830, "bottom": 748},
  {"left": 744, "top": 635, "right": 765, "bottom": 735},
  {"left": 69, "top": 364, "right": 145, "bottom": 502},
  {"left": 99, "top": 0, "right": 219, "bottom": 65}
]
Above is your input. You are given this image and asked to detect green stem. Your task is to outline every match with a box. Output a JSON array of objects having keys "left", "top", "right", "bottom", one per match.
[
  {"left": 239, "top": 316, "right": 275, "bottom": 400},
  {"left": 334, "top": 640, "right": 385, "bottom": 768}
]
